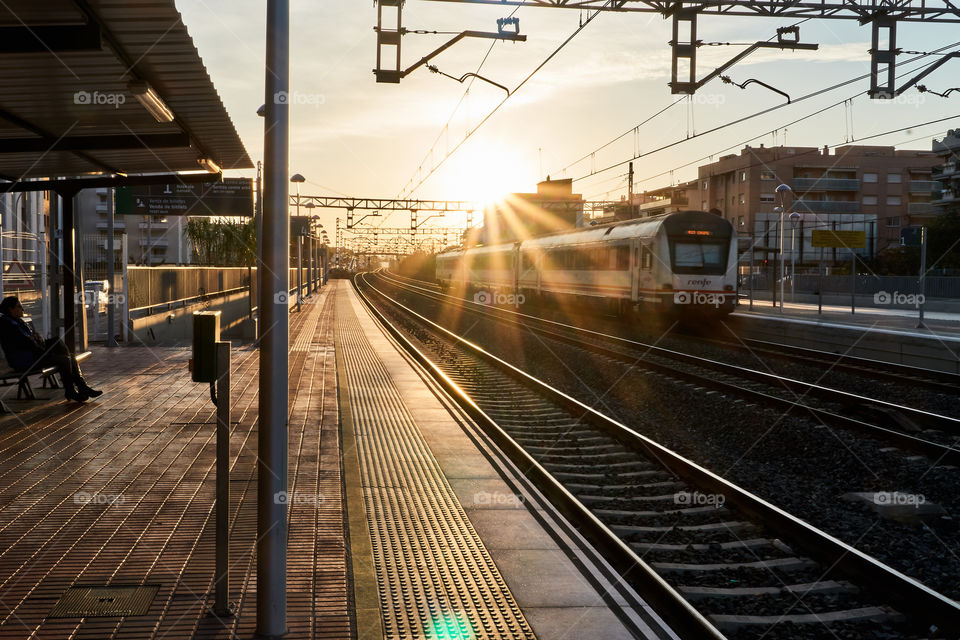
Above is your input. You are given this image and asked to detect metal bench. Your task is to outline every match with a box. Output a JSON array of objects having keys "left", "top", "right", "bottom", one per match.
[{"left": 0, "top": 350, "right": 93, "bottom": 410}]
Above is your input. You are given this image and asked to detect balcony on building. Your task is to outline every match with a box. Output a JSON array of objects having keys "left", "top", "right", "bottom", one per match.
[
  {"left": 908, "top": 202, "right": 940, "bottom": 216},
  {"left": 792, "top": 199, "right": 860, "bottom": 213},
  {"left": 932, "top": 189, "right": 956, "bottom": 205},
  {"left": 908, "top": 180, "right": 941, "bottom": 195},
  {"left": 138, "top": 238, "right": 170, "bottom": 247},
  {"left": 932, "top": 163, "right": 957, "bottom": 180},
  {"left": 95, "top": 221, "right": 126, "bottom": 230},
  {"left": 791, "top": 178, "right": 860, "bottom": 192},
  {"left": 138, "top": 221, "right": 170, "bottom": 229}
]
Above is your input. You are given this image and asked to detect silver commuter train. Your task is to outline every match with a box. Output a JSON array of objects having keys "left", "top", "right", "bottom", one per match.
[{"left": 436, "top": 210, "right": 738, "bottom": 316}]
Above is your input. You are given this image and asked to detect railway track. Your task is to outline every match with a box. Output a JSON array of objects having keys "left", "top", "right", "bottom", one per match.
[
  {"left": 374, "top": 270, "right": 960, "bottom": 464},
  {"left": 386, "top": 269, "right": 960, "bottom": 393},
  {"left": 355, "top": 272, "right": 960, "bottom": 640},
  {"left": 678, "top": 333, "right": 960, "bottom": 395}
]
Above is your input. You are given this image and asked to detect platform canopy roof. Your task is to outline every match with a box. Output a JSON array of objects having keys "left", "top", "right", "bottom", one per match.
[{"left": 0, "top": 0, "right": 252, "bottom": 182}]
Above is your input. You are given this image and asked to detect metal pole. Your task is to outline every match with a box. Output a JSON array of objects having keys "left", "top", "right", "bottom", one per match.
[
  {"left": 258, "top": 1, "right": 289, "bottom": 636},
  {"left": 121, "top": 233, "right": 128, "bottom": 343},
  {"left": 779, "top": 213, "right": 785, "bottom": 311},
  {"left": 790, "top": 227, "right": 796, "bottom": 303},
  {"left": 256, "top": 161, "right": 263, "bottom": 335},
  {"left": 61, "top": 192, "right": 77, "bottom": 353},
  {"left": 918, "top": 226, "right": 927, "bottom": 328},
  {"left": 40, "top": 227, "right": 48, "bottom": 337},
  {"left": 296, "top": 237, "right": 302, "bottom": 311},
  {"left": 107, "top": 188, "right": 117, "bottom": 347},
  {"left": 850, "top": 250, "right": 856, "bottom": 314},
  {"left": 74, "top": 194, "right": 88, "bottom": 353},
  {"left": 818, "top": 248, "right": 823, "bottom": 314},
  {"left": 215, "top": 341, "right": 232, "bottom": 616}
]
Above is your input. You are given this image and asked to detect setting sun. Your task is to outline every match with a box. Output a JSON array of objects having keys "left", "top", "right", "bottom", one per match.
[{"left": 433, "top": 139, "right": 537, "bottom": 206}]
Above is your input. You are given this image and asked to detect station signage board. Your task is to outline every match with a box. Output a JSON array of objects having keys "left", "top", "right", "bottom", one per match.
[
  {"left": 900, "top": 226, "right": 922, "bottom": 247},
  {"left": 116, "top": 178, "right": 253, "bottom": 217},
  {"left": 811, "top": 229, "right": 866, "bottom": 248}
]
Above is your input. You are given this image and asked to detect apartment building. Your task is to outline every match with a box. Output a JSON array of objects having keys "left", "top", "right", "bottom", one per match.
[
  {"left": 692, "top": 144, "right": 940, "bottom": 260},
  {"left": 76, "top": 188, "right": 192, "bottom": 267},
  {"left": 932, "top": 130, "right": 960, "bottom": 216}
]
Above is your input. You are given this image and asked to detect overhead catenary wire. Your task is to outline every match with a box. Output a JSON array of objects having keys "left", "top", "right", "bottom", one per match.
[
  {"left": 634, "top": 116, "right": 959, "bottom": 191},
  {"left": 621, "top": 53, "right": 960, "bottom": 190},
  {"left": 572, "top": 40, "right": 960, "bottom": 183},
  {"left": 398, "top": 0, "right": 615, "bottom": 200},
  {"left": 552, "top": 18, "right": 814, "bottom": 177},
  {"left": 395, "top": 8, "right": 518, "bottom": 203}
]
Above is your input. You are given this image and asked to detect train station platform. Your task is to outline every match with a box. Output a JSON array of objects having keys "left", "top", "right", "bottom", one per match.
[
  {"left": 0, "top": 280, "right": 673, "bottom": 639},
  {"left": 727, "top": 299, "right": 960, "bottom": 372}
]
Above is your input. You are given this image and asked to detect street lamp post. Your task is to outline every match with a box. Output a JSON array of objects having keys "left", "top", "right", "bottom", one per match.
[
  {"left": 789, "top": 211, "right": 801, "bottom": 302},
  {"left": 290, "top": 174, "right": 305, "bottom": 311},
  {"left": 775, "top": 184, "right": 792, "bottom": 311}
]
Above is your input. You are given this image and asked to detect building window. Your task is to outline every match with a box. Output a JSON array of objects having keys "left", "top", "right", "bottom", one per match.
[
  {"left": 740, "top": 171, "right": 747, "bottom": 182},
  {"left": 731, "top": 196, "right": 736, "bottom": 206},
  {"left": 701, "top": 201, "right": 707, "bottom": 211},
  {"left": 702, "top": 180, "right": 708, "bottom": 190},
  {"left": 760, "top": 171, "right": 775, "bottom": 180},
  {"left": 863, "top": 195, "right": 878, "bottom": 205},
  {"left": 887, "top": 217, "right": 901, "bottom": 227},
  {"left": 887, "top": 195, "right": 902, "bottom": 205},
  {"left": 888, "top": 173, "right": 902, "bottom": 183},
  {"left": 738, "top": 216, "right": 745, "bottom": 228},
  {"left": 864, "top": 172, "right": 878, "bottom": 183},
  {"left": 760, "top": 193, "right": 775, "bottom": 203},
  {"left": 739, "top": 194, "right": 745, "bottom": 204}
]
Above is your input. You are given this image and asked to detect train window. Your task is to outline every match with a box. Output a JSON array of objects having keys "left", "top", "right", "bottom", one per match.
[
  {"left": 641, "top": 247, "right": 653, "bottom": 270},
  {"left": 673, "top": 242, "right": 726, "bottom": 272},
  {"left": 616, "top": 246, "right": 630, "bottom": 270}
]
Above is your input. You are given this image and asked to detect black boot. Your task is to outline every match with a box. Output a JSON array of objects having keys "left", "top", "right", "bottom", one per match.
[
  {"left": 65, "top": 388, "right": 88, "bottom": 402},
  {"left": 78, "top": 384, "right": 102, "bottom": 398},
  {"left": 76, "top": 378, "right": 102, "bottom": 398}
]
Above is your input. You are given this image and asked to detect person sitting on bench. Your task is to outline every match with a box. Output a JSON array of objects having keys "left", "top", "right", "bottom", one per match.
[{"left": 0, "top": 296, "right": 102, "bottom": 403}]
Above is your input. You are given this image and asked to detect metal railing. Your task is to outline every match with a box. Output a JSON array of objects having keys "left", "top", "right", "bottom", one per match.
[
  {"left": 793, "top": 200, "right": 860, "bottom": 213},
  {"left": 127, "top": 266, "right": 254, "bottom": 312},
  {"left": 792, "top": 178, "right": 860, "bottom": 191}
]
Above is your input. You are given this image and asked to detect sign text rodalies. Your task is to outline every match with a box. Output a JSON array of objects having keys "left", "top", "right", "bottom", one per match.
[{"left": 116, "top": 178, "right": 254, "bottom": 217}]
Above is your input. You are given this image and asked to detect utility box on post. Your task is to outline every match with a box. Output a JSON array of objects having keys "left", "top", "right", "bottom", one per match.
[{"left": 192, "top": 311, "right": 221, "bottom": 383}]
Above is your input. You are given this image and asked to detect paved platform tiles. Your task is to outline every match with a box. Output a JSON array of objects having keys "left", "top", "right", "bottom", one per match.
[
  {"left": 336, "top": 281, "right": 673, "bottom": 640},
  {"left": 733, "top": 301, "right": 960, "bottom": 337},
  {"left": 0, "top": 289, "right": 350, "bottom": 639}
]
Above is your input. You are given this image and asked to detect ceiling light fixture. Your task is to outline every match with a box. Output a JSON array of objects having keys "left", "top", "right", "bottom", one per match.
[
  {"left": 128, "top": 80, "right": 175, "bottom": 123},
  {"left": 198, "top": 157, "right": 221, "bottom": 173}
]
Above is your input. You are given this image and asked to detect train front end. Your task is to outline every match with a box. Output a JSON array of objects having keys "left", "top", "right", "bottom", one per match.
[{"left": 661, "top": 212, "right": 737, "bottom": 316}]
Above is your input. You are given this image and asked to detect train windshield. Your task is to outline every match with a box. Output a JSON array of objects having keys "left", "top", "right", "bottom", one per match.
[{"left": 670, "top": 240, "right": 728, "bottom": 274}]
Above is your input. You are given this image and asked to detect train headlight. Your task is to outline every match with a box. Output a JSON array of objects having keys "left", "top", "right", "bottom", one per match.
[{"left": 724, "top": 285, "right": 734, "bottom": 291}]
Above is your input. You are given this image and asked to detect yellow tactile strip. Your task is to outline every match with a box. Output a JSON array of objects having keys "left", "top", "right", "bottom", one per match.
[{"left": 336, "top": 284, "right": 536, "bottom": 640}]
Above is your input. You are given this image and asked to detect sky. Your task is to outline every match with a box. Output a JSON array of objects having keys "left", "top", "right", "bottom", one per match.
[{"left": 177, "top": 1, "right": 960, "bottom": 233}]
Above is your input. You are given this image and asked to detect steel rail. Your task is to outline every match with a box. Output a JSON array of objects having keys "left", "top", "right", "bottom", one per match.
[
  {"left": 357, "top": 272, "right": 960, "bottom": 634},
  {"left": 700, "top": 334, "right": 960, "bottom": 392},
  {"left": 351, "top": 274, "right": 727, "bottom": 640},
  {"left": 376, "top": 271, "right": 960, "bottom": 437}
]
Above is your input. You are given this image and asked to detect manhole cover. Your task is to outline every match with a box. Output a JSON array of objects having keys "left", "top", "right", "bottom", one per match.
[{"left": 49, "top": 585, "right": 159, "bottom": 618}]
